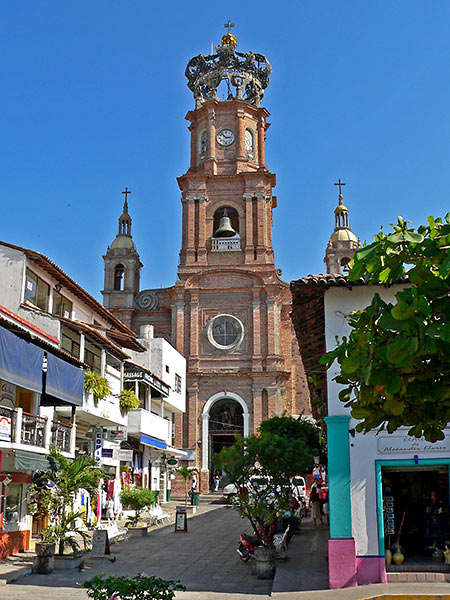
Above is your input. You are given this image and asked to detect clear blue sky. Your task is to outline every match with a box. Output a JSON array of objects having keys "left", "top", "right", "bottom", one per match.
[{"left": 2, "top": 2, "right": 449, "bottom": 299}]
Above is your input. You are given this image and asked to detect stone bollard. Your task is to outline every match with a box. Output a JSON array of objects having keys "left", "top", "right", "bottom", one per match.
[{"left": 33, "top": 542, "right": 55, "bottom": 574}]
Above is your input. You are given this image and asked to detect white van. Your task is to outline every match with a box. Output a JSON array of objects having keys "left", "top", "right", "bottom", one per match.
[{"left": 291, "top": 476, "right": 307, "bottom": 499}]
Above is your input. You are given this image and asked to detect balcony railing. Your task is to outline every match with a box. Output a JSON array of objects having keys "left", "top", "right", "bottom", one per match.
[
  {"left": 211, "top": 238, "right": 241, "bottom": 252},
  {"left": 51, "top": 421, "right": 72, "bottom": 453},
  {"left": 21, "top": 412, "right": 47, "bottom": 448}
]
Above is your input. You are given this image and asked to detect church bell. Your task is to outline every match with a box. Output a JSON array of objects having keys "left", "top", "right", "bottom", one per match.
[{"left": 214, "top": 209, "right": 236, "bottom": 238}]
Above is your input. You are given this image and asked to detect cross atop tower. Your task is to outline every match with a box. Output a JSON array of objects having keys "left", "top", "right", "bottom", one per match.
[
  {"left": 122, "top": 187, "right": 131, "bottom": 202},
  {"left": 334, "top": 179, "right": 346, "bottom": 196},
  {"left": 224, "top": 20, "right": 235, "bottom": 34}
]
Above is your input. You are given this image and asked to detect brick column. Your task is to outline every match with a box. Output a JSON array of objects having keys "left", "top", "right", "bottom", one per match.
[
  {"left": 257, "top": 115, "right": 266, "bottom": 167},
  {"left": 266, "top": 299, "right": 276, "bottom": 356},
  {"left": 252, "top": 386, "right": 263, "bottom": 433},
  {"left": 197, "top": 196, "right": 208, "bottom": 263},
  {"left": 244, "top": 193, "right": 254, "bottom": 262},
  {"left": 252, "top": 294, "right": 261, "bottom": 357},
  {"left": 189, "top": 295, "right": 199, "bottom": 357}
]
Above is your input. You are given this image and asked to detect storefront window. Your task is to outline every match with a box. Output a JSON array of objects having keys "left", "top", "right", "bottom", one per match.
[
  {"left": 4, "top": 483, "right": 22, "bottom": 527},
  {"left": 382, "top": 465, "right": 450, "bottom": 564}
]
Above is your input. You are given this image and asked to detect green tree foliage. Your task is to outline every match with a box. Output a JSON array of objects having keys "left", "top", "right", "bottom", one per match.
[
  {"left": 121, "top": 487, "right": 157, "bottom": 527},
  {"left": 321, "top": 215, "right": 450, "bottom": 442},
  {"left": 218, "top": 416, "right": 314, "bottom": 545},
  {"left": 172, "top": 466, "right": 198, "bottom": 506},
  {"left": 28, "top": 447, "right": 103, "bottom": 555}
]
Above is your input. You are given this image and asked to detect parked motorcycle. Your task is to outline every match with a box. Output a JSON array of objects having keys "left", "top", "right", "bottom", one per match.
[
  {"left": 237, "top": 532, "right": 259, "bottom": 562},
  {"left": 237, "top": 525, "right": 291, "bottom": 562}
]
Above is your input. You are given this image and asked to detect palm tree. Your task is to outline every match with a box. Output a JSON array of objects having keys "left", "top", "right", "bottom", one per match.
[
  {"left": 173, "top": 466, "right": 199, "bottom": 506},
  {"left": 30, "top": 447, "right": 103, "bottom": 555}
]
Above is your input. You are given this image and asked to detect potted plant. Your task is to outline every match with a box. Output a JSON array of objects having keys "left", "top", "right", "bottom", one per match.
[
  {"left": 83, "top": 573, "right": 185, "bottom": 600},
  {"left": 29, "top": 447, "right": 103, "bottom": 572},
  {"left": 84, "top": 370, "right": 111, "bottom": 403},
  {"left": 120, "top": 487, "right": 155, "bottom": 536},
  {"left": 119, "top": 389, "right": 140, "bottom": 416},
  {"left": 219, "top": 416, "right": 315, "bottom": 579}
]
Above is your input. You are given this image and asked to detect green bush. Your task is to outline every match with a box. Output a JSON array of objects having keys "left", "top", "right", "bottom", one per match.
[
  {"left": 121, "top": 487, "right": 156, "bottom": 527},
  {"left": 83, "top": 573, "right": 185, "bottom": 600}
]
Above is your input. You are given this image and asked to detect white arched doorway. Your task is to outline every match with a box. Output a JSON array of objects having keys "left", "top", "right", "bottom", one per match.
[{"left": 201, "top": 391, "right": 249, "bottom": 472}]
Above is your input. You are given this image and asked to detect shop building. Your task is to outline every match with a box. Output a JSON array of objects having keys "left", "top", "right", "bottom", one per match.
[
  {"left": 0, "top": 240, "right": 186, "bottom": 548},
  {"left": 291, "top": 274, "right": 450, "bottom": 588},
  {"left": 0, "top": 306, "right": 83, "bottom": 558}
]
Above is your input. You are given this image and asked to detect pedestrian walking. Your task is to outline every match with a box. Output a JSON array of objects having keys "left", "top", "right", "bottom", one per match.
[
  {"left": 312, "top": 465, "right": 320, "bottom": 483},
  {"left": 320, "top": 465, "right": 327, "bottom": 484},
  {"left": 310, "top": 487, "right": 322, "bottom": 526},
  {"left": 213, "top": 470, "right": 222, "bottom": 492}
]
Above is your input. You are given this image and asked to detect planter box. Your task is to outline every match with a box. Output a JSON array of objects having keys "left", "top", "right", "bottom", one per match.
[
  {"left": 127, "top": 526, "right": 148, "bottom": 538},
  {"left": 254, "top": 546, "right": 276, "bottom": 579},
  {"left": 54, "top": 554, "right": 83, "bottom": 570},
  {"left": 33, "top": 542, "right": 55, "bottom": 574}
]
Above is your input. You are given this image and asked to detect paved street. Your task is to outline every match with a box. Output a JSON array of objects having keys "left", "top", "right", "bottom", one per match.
[
  {"left": 1, "top": 504, "right": 450, "bottom": 600},
  {"left": 3, "top": 504, "right": 273, "bottom": 599}
]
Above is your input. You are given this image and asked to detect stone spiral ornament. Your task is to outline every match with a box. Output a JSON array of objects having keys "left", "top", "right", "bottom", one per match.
[{"left": 135, "top": 290, "right": 159, "bottom": 310}]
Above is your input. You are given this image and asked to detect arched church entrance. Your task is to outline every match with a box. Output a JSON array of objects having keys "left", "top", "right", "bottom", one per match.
[
  {"left": 201, "top": 392, "right": 249, "bottom": 490},
  {"left": 209, "top": 397, "right": 243, "bottom": 470}
]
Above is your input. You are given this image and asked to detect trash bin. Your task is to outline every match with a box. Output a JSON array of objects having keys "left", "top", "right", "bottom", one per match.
[
  {"left": 166, "top": 489, "right": 171, "bottom": 501},
  {"left": 191, "top": 491, "right": 200, "bottom": 506}
]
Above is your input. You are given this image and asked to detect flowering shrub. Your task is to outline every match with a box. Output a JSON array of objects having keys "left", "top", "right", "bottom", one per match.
[{"left": 83, "top": 573, "right": 185, "bottom": 600}]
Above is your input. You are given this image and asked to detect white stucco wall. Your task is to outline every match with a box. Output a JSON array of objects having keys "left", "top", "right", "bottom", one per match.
[{"left": 324, "top": 284, "right": 450, "bottom": 557}]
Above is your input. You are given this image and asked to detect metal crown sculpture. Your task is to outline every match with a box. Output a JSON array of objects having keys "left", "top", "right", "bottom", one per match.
[{"left": 185, "top": 35, "right": 272, "bottom": 109}]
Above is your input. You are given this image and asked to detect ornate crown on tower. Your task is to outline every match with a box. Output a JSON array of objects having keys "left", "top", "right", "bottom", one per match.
[{"left": 185, "top": 23, "right": 272, "bottom": 109}]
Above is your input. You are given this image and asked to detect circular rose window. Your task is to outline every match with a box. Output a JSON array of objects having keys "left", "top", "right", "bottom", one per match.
[{"left": 207, "top": 314, "right": 244, "bottom": 350}]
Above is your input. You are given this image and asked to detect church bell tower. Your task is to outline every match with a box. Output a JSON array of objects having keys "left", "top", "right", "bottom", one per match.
[
  {"left": 102, "top": 189, "right": 142, "bottom": 328},
  {"left": 172, "top": 26, "right": 310, "bottom": 490}
]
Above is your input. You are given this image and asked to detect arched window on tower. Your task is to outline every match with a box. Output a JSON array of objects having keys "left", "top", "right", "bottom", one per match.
[
  {"left": 340, "top": 257, "right": 351, "bottom": 273},
  {"left": 244, "top": 128, "right": 254, "bottom": 160},
  {"left": 114, "top": 264, "right": 125, "bottom": 291},
  {"left": 199, "top": 130, "right": 208, "bottom": 161}
]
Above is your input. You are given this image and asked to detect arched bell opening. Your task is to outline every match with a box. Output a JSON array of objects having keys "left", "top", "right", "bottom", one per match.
[
  {"left": 213, "top": 206, "right": 239, "bottom": 238},
  {"left": 114, "top": 263, "right": 125, "bottom": 291}
]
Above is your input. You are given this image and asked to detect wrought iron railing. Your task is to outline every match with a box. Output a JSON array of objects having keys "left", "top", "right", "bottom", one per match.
[
  {"left": 21, "top": 412, "right": 47, "bottom": 448},
  {"left": 51, "top": 421, "right": 72, "bottom": 453}
]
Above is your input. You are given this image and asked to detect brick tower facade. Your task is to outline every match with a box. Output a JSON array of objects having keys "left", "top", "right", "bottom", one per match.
[{"left": 103, "top": 31, "right": 311, "bottom": 492}]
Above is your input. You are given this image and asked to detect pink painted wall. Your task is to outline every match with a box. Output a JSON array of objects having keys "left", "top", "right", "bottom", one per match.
[
  {"left": 356, "top": 556, "right": 386, "bottom": 585},
  {"left": 328, "top": 538, "right": 357, "bottom": 588}
]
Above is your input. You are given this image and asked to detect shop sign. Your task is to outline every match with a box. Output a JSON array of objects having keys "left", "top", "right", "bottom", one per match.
[
  {"left": 94, "top": 430, "right": 103, "bottom": 462},
  {"left": 167, "top": 458, "right": 178, "bottom": 467},
  {"left": 105, "top": 429, "right": 127, "bottom": 443},
  {"left": 101, "top": 449, "right": 113, "bottom": 458},
  {"left": 175, "top": 505, "right": 187, "bottom": 533},
  {"left": 114, "top": 449, "right": 133, "bottom": 462},
  {"left": 124, "top": 368, "right": 169, "bottom": 396},
  {"left": 377, "top": 435, "right": 450, "bottom": 455},
  {"left": 0, "top": 415, "right": 11, "bottom": 441},
  {"left": 180, "top": 449, "right": 196, "bottom": 461}
]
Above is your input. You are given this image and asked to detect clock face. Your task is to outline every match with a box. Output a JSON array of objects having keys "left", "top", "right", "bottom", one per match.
[{"left": 216, "top": 129, "right": 235, "bottom": 146}]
